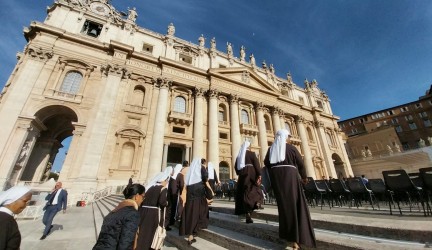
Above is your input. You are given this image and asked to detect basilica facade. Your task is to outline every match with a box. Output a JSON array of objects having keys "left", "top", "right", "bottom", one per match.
[{"left": 0, "top": 0, "right": 353, "bottom": 193}]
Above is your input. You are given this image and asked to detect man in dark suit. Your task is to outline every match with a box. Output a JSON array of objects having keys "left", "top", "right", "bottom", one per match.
[{"left": 40, "top": 182, "right": 68, "bottom": 240}]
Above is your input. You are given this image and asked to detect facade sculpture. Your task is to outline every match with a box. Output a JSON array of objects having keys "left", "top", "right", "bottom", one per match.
[
  {"left": 239, "top": 46, "right": 245, "bottom": 61},
  {"left": 0, "top": 1, "right": 352, "bottom": 194},
  {"left": 127, "top": 7, "right": 137, "bottom": 22}
]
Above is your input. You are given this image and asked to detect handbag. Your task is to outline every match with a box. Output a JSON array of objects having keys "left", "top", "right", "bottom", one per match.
[{"left": 151, "top": 200, "right": 167, "bottom": 249}]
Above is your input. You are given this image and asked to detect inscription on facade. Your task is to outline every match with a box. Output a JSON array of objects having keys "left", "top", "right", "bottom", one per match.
[
  {"left": 213, "top": 79, "right": 274, "bottom": 101},
  {"left": 114, "top": 52, "right": 126, "bottom": 59},
  {"left": 163, "top": 67, "right": 208, "bottom": 84},
  {"left": 126, "top": 60, "right": 161, "bottom": 74}
]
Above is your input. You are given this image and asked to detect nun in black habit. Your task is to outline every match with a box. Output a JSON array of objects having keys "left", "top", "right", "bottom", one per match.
[
  {"left": 264, "top": 129, "right": 316, "bottom": 249},
  {"left": 179, "top": 158, "right": 214, "bottom": 245}
]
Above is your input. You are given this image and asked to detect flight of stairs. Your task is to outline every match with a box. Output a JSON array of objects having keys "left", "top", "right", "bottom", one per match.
[{"left": 93, "top": 195, "right": 431, "bottom": 250}]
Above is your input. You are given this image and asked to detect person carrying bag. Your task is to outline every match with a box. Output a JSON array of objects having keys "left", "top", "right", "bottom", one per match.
[{"left": 151, "top": 207, "right": 166, "bottom": 249}]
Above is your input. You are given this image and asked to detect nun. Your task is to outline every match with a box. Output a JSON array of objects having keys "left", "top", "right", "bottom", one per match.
[
  {"left": 164, "top": 166, "right": 174, "bottom": 231},
  {"left": 177, "top": 161, "right": 189, "bottom": 223},
  {"left": 136, "top": 172, "right": 170, "bottom": 249},
  {"left": 264, "top": 129, "right": 316, "bottom": 249},
  {"left": 168, "top": 164, "right": 183, "bottom": 227},
  {"left": 234, "top": 140, "right": 263, "bottom": 223},
  {"left": 0, "top": 186, "right": 32, "bottom": 250},
  {"left": 179, "top": 158, "right": 214, "bottom": 245}
]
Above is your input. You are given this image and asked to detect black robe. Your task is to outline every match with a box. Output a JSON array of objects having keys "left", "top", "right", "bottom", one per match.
[
  {"left": 165, "top": 177, "right": 177, "bottom": 227},
  {"left": 264, "top": 143, "right": 316, "bottom": 248},
  {"left": 0, "top": 212, "right": 21, "bottom": 250},
  {"left": 208, "top": 169, "right": 219, "bottom": 193},
  {"left": 136, "top": 185, "right": 168, "bottom": 250},
  {"left": 234, "top": 150, "right": 263, "bottom": 215},
  {"left": 179, "top": 179, "right": 213, "bottom": 236}
]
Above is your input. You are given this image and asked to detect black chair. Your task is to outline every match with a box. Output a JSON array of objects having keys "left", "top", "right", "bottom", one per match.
[
  {"left": 408, "top": 172, "right": 424, "bottom": 189},
  {"left": 382, "top": 170, "right": 429, "bottom": 216},
  {"left": 329, "top": 178, "right": 352, "bottom": 207},
  {"left": 303, "top": 177, "right": 329, "bottom": 209},
  {"left": 345, "top": 177, "right": 379, "bottom": 210},
  {"left": 316, "top": 180, "right": 333, "bottom": 207},
  {"left": 419, "top": 168, "right": 432, "bottom": 215},
  {"left": 367, "top": 178, "right": 387, "bottom": 204}
]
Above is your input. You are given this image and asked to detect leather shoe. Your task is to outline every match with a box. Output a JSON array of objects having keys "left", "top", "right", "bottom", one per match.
[
  {"left": 246, "top": 218, "right": 254, "bottom": 224},
  {"left": 40, "top": 235, "right": 47, "bottom": 240},
  {"left": 165, "top": 226, "right": 172, "bottom": 231},
  {"left": 191, "top": 238, "right": 197, "bottom": 243}
]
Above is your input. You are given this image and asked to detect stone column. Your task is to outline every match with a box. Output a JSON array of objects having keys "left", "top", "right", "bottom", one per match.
[
  {"left": 272, "top": 107, "right": 281, "bottom": 132},
  {"left": 295, "top": 116, "right": 315, "bottom": 177},
  {"left": 279, "top": 110, "right": 286, "bottom": 130},
  {"left": 148, "top": 78, "right": 172, "bottom": 179},
  {"left": 192, "top": 88, "right": 205, "bottom": 159},
  {"left": 162, "top": 143, "right": 169, "bottom": 171},
  {"left": 77, "top": 65, "right": 126, "bottom": 184},
  {"left": 185, "top": 146, "right": 190, "bottom": 164},
  {"left": 314, "top": 121, "right": 337, "bottom": 178},
  {"left": 334, "top": 128, "right": 354, "bottom": 177},
  {"left": 207, "top": 89, "right": 219, "bottom": 173},
  {"left": 255, "top": 102, "right": 268, "bottom": 163},
  {"left": 229, "top": 95, "right": 241, "bottom": 177}
]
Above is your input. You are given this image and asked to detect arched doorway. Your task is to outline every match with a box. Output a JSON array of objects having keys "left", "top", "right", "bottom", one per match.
[
  {"left": 19, "top": 105, "right": 78, "bottom": 183},
  {"left": 219, "top": 161, "right": 230, "bottom": 183},
  {"left": 332, "top": 153, "right": 346, "bottom": 179}
]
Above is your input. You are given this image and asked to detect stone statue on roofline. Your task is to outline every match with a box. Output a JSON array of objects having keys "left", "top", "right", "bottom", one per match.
[
  {"left": 250, "top": 54, "right": 256, "bottom": 67},
  {"left": 226, "top": 42, "right": 233, "bottom": 56},
  {"left": 127, "top": 7, "right": 137, "bottom": 22},
  {"left": 210, "top": 37, "right": 216, "bottom": 50},
  {"left": 167, "top": 23, "right": 175, "bottom": 36},
  {"left": 198, "top": 34, "right": 205, "bottom": 47},
  {"left": 240, "top": 46, "right": 246, "bottom": 61}
]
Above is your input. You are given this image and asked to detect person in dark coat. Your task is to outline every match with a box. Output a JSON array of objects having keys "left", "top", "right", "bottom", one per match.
[
  {"left": 136, "top": 172, "right": 169, "bottom": 249},
  {"left": 164, "top": 166, "right": 175, "bottom": 231},
  {"left": 179, "top": 158, "right": 214, "bottom": 245},
  {"left": 169, "top": 164, "right": 183, "bottom": 226},
  {"left": 207, "top": 162, "right": 220, "bottom": 193},
  {"left": 93, "top": 183, "right": 145, "bottom": 250},
  {"left": 234, "top": 140, "right": 263, "bottom": 223},
  {"left": 176, "top": 161, "right": 189, "bottom": 222},
  {"left": 0, "top": 186, "right": 32, "bottom": 250},
  {"left": 264, "top": 129, "right": 316, "bottom": 249},
  {"left": 41, "top": 181, "right": 68, "bottom": 240}
]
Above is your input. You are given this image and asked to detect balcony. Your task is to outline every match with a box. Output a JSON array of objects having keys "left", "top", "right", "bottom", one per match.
[
  {"left": 240, "top": 123, "right": 258, "bottom": 136},
  {"left": 168, "top": 111, "right": 193, "bottom": 126}
]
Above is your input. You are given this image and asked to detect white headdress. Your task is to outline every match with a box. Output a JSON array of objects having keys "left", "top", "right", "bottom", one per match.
[
  {"left": 185, "top": 158, "right": 202, "bottom": 186},
  {"left": 269, "top": 129, "right": 290, "bottom": 164},
  {"left": 0, "top": 186, "right": 31, "bottom": 206},
  {"left": 236, "top": 140, "right": 251, "bottom": 170}
]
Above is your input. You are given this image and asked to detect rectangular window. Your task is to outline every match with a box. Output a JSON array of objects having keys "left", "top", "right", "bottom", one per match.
[
  {"left": 359, "top": 118, "right": 365, "bottom": 123},
  {"left": 400, "top": 106, "right": 409, "bottom": 112},
  {"left": 387, "top": 110, "right": 395, "bottom": 115},
  {"left": 351, "top": 128, "right": 358, "bottom": 134},
  {"left": 415, "top": 103, "right": 422, "bottom": 109},
  {"left": 395, "top": 125, "right": 402, "bottom": 133},
  {"left": 391, "top": 118, "right": 399, "bottom": 124},
  {"left": 349, "top": 121, "right": 355, "bottom": 126},
  {"left": 218, "top": 111, "right": 224, "bottom": 122},
  {"left": 424, "top": 120, "right": 432, "bottom": 127},
  {"left": 409, "top": 122, "right": 417, "bottom": 130},
  {"left": 172, "top": 127, "right": 185, "bottom": 134},
  {"left": 316, "top": 101, "right": 323, "bottom": 109},
  {"left": 179, "top": 54, "right": 192, "bottom": 64},
  {"left": 219, "top": 64, "right": 227, "bottom": 68},
  {"left": 142, "top": 43, "right": 153, "bottom": 53},
  {"left": 419, "top": 112, "right": 428, "bottom": 118},
  {"left": 405, "top": 115, "right": 413, "bottom": 121},
  {"left": 219, "top": 133, "right": 228, "bottom": 139}
]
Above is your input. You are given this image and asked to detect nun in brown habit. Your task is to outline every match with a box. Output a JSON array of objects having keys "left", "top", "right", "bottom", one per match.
[
  {"left": 234, "top": 140, "right": 263, "bottom": 223},
  {"left": 136, "top": 172, "right": 169, "bottom": 249},
  {"left": 179, "top": 158, "right": 214, "bottom": 245},
  {"left": 264, "top": 129, "right": 316, "bottom": 249}
]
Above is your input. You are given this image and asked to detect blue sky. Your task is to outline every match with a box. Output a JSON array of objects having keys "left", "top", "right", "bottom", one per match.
[{"left": 1, "top": 1, "right": 432, "bottom": 170}]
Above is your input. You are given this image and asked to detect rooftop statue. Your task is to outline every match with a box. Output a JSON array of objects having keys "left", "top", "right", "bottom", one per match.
[
  {"left": 167, "top": 23, "right": 175, "bottom": 36},
  {"left": 198, "top": 34, "right": 205, "bottom": 47},
  {"left": 127, "top": 7, "right": 137, "bottom": 22}
]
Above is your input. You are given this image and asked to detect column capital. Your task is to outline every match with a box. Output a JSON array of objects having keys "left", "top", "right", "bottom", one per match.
[
  {"left": 207, "top": 88, "right": 219, "bottom": 99},
  {"left": 314, "top": 121, "right": 324, "bottom": 128},
  {"left": 255, "top": 102, "right": 265, "bottom": 112},
  {"left": 194, "top": 87, "right": 205, "bottom": 97},
  {"left": 26, "top": 46, "right": 53, "bottom": 62},
  {"left": 295, "top": 115, "right": 305, "bottom": 124},
  {"left": 101, "top": 64, "right": 128, "bottom": 78},
  {"left": 271, "top": 106, "right": 280, "bottom": 115},
  {"left": 229, "top": 94, "right": 239, "bottom": 104},
  {"left": 152, "top": 77, "right": 172, "bottom": 89}
]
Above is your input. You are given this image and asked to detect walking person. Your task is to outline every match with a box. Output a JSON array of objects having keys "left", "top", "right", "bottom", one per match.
[
  {"left": 207, "top": 162, "right": 220, "bottom": 193},
  {"left": 0, "top": 186, "right": 32, "bottom": 250},
  {"left": 264, "top": 129, "right": 316, "bottom": 249},
  {"left": 93, "top": 183, "right": 145, "bottom": 250},
  {"left": 179, "top": 158, "right": 214, "bottom": 245},
  {"left": 168, "top": 163, "right": 183, "bottom": 227},
  {"left": 164, "top": 166, "right": 174, "bottom": 231},
  {"left": 234, "top": 140, "right": 263, "bottom": 223},
  {"left": 136, "top": 172, "right": 169, "bottom": 249},
  {"left": 41, "top": 182, "right": 68, "bottom": 240}
]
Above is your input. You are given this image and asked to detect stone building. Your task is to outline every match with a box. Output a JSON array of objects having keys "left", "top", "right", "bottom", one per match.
[{"left": 0, "top": 0, "right": 352, "bottom": 193}]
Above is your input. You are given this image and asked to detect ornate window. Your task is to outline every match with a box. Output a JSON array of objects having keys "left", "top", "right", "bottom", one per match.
[
  {"left": 307, "top": 127, "right": 314, "bottom": 142},
  {"left": 173, "top": 96, "right": 186, "bottom": 113},
  {"left": 241, "top": 109, "right": 249, "bottom": 124},
  {"left": 285, "top": 122, "right": 292, "bottom": 134},
  {"left": 264, "top": 115, "right": 271, "bottom": 131},
  {"left": 218, "top": 105, "right": 227, "bottom": 122},
  {"left": 119, "top": 142, "right": 135, "bottom": 169},
  {"left": 60, "top": 71, "right": 82, "bottom": 94}
]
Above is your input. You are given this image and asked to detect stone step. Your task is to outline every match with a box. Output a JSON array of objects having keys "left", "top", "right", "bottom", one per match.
[{"left": 164, "top": 229, "right": 226, "bottom": 250}]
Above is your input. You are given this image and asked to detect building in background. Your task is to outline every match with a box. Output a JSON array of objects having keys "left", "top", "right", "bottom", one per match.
[
  {"left": 338, "top": 86, "right": 432, "bottom": 178},
  {"left": 0, "top": 0, "right": 352, "bottom": 194}
]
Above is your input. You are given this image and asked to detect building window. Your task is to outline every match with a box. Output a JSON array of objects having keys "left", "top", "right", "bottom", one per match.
[
  {"left": 173, "top": 96, "right": 186, "bottom": 113},
  {"left": 219, "top": 64, "right": 227, "bottom": 68},
  {"left": 415, "top": 103, "right": 423, "bottom": 109},
  {"left": 419, "top": 112, "right": 428, "bottom": 118},
  {"left": 218, "top": 105, "right": 227, "bottom": 122},
  {"left": 359, "top": 118, "right": 365, "bottom": 123},
  {"left": 349, "top": 121, "right": 355, "bottom": 126},
  {"left": 387, "top": 110, "right": 395, "bottom": 115},
  {"left": 60, "top": 71, "right": 83, "bottom": 94},
  {"left": 409, "top": 122, "right": 417, "bottom": 130},
  {"left": 306, "top": 127, "right": 314, "bottom": 141},
  {"left": 424, "top": 120, "right": 432, "bottom": 127},
  {"left": 119, "top": 142, "right": 135, "bottom": 169},
  {"left": 142, "top": 43, "right": 154, "bottom": 53},
  {"left": 395, "top": 125, "right": 402, "bottom": 133},
  {"left": 391, "top": 118, "right": 399, "bottom": 124},
  {"left": 82, "top": 20, "right": 102, "bottom": 37},
  {"left": 132, "top": 86, "right": 145, "bottom": 106},
  {"left": 172, "top": 127, "right": 185, "bottom": 134},
  {"left": 285, "top": 122, "right": 292, "bottom": 134},
  {"left": 241, "top": 109, "right": 249, "bottom": 124},
  {"left": 400, "top": 106, "right": 409, "bottom": 112},
  {"left": 316, "top": 100, "right": 323, "bottom": 109},
  {"left": 219, "top": 132, "right": 228, "bottom": 139},
  {"left": 405, "top": 115, "right": 413, "bottom": 121},
  {"left": 351, "top": 128, "right": 358, "bottom": 134},
  {"left": 299, "top": 96, "right": 305, "bottom": 104},
  {"left": 264, "top": 116, "right": 271, "bottom": 131},
  {"left": 179, "top": 54, "right": 192, "bottom": 64}
]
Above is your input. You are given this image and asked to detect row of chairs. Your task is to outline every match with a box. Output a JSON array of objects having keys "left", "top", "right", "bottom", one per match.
[{"left": 303, "top": 168, "right": 432, "bottom": 216}]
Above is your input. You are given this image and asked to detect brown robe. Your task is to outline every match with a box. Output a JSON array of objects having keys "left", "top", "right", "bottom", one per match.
[
  {"left": 136, "top": 185, "right": 168, "bottom": 250},
  {"left": 264, "top": 143, "right": 317, "bottom": 248},
  {"left": 234, "top": 150, "right": 263, "bottom": 215}
]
